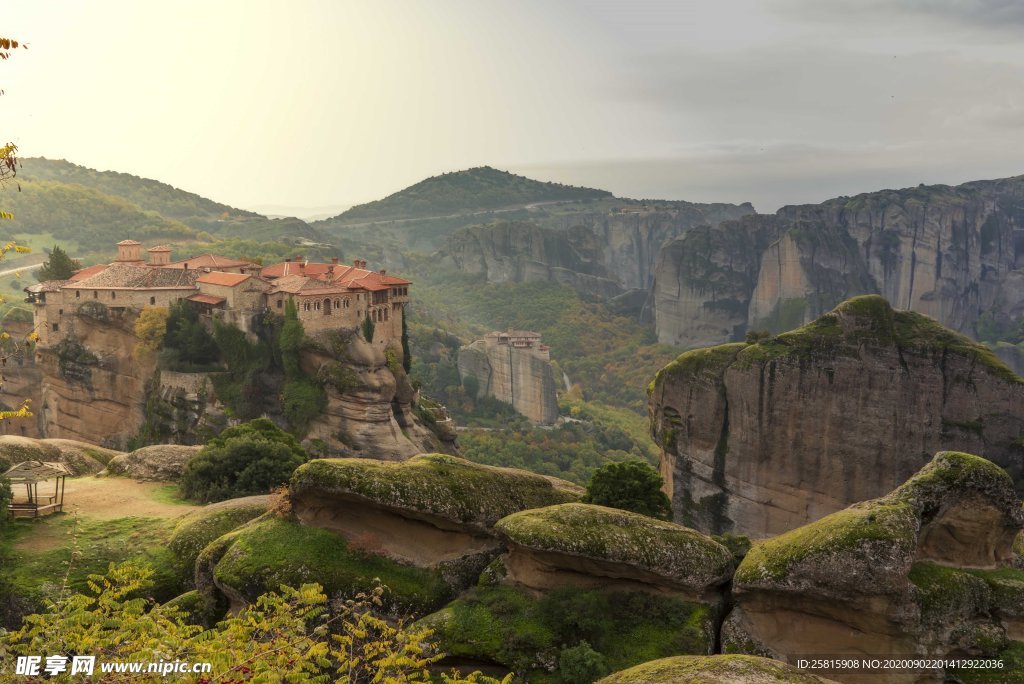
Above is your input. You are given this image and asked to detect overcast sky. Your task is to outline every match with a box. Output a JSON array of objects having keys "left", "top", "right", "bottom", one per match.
[{"left": 4, "top": 0, "right": 1023, "bottom": 215}]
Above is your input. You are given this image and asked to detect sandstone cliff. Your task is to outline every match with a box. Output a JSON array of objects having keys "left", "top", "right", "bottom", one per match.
[
  {"left": 439, "top": 201, "right": 754, "bottom": 305},
  {"left": 457, "top": 337, "right": 559, "bottom": 424},
  {"left": 19, "top": 302, "right": 444, "bottom": 457},
  {"left": 0, "top": 319, "right": 43, "bottom": 438},
  {"left": 654, "top": 175, "right": 1024, "bottom": 348},
  {"left": 648, "top": 296, "right": 1024, "bottom": 538}
]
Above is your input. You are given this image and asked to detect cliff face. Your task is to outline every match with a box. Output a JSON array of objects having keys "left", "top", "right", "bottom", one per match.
[
  {"left": 457, "top": 338, "right": 559, "bottom": 424},
  {"left": 654, "top": 176, "right": 1024, "bottom": 347},
  {"left": 0, "top": 319, "right": 43, "bottom": 438},
  {"left": 648, "top": 296, "right": 1024, "bottom": 538},
  {"left": 439, "top": 202, "right": 754, "bottom": 302},
  {"left": 300, "top": 330, "right": 446, "bottom": 459},
  {"left": 34, "top": 306, "right": 155, "bottom": 447},
  {"left": 24, "top": 304, "right": 443, "bottom": 456}
]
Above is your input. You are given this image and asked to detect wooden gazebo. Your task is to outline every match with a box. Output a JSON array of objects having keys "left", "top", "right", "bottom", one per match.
[{"left": 4, "top": 460, "right": 71, "bottom": 518}]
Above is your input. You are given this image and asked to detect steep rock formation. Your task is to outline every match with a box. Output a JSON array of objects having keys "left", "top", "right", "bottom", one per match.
[
  {"left": 34, "top": 305, "right": 156, "bottom": 447},
  {"left": 655, "top": 175, "right": 1024, "bottom": 347},
  {"left": 440, "top": 201, "right": 754, "bottom": 304},
  {"left": 728, "top": 451, "right": 1024, "bottom": 683},
  {"left": 301, "top": 330, "right": 449, "bottom": 458},
  {"left": 25, "top": 302, "right": 444, "bottom": 457},
  {"left": 104, "top": 444, "right": 201, "bottom": 480},
  {"left": 457, "top": 336, "right": 558, "bottom": 424},
  {"left": 648, "top": 296, "right": 1024, "bottom": 537}
]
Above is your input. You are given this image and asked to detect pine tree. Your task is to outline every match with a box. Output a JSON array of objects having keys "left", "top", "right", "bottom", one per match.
[{"left": 36, "top": 245, "right": 82, "bottom": 281}]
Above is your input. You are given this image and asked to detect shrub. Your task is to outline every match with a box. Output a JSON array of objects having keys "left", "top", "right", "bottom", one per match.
[
  {"left": 584, "top": 460, "right": 672, "bottom": 520},
  {"left": 282, "top": 377, "right": 326, "bottom": 435},
  {"left": 179, "top": 418, "right": 307, "bottom": 503},
  {"left": 558, "top": 640, "right": 609, "bottom": 684}
]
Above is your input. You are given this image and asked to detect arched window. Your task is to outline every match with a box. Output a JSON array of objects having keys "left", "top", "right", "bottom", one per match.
[
  {"left": 383, "top": 308, "right": 389, "bottom": 321},
  {"left": 76, "top": 291, "right": 80, "bottom": 299},
  {"left": 304, "top": 302, "right": 310, "bottom": 312},
  {"left": 150, "top": 296, "right": 156, "bottom": 305},
  {"left": 343, "top": 298, "right": 350, "bottom": 309},
  {"left": 314, "top": 301, "right": 321, "bottom": 311},
  {"left": 323, "top": 298, "right": 331, "bottom": 315},
  {"left": 111, "top": 291, "right": 116, "bottom": 300}
]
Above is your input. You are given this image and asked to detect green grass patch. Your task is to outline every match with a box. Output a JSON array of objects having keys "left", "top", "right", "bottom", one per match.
[
  {"left": 149, "top": 484, "right": 195, "bottom": 507},
  {"left": 421, "top": 584, "right": 714, "bottom": 682},
  {"left": 2, "top": 514, "right": 184, "bottom": 614},
  {"left": 212, "top": 516, "right": 450, "bottom": 616}
]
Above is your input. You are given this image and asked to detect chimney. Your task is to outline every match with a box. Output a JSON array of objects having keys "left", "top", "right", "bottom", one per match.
[
  {"left": 380, "top": 269, "right": 386, "bottom": 276},
  {"left": 299, "top": 262, "right": 305, "bottom": 273},
  {"left": 285, "top": 257, "right": 291, "bottom": 263},
  {"left": 331, "top": 257, "right": 339, "bottom": 265},
  {"left": 183, "top": 262, "right": 189, "bottom": 270}
]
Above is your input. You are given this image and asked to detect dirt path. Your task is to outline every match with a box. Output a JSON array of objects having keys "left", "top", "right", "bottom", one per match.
[
  {"left": 13, "top": 477, "right": 198, "bottom": 552},
  {"left": 58, "top": 477, "right": 198, "bottom": 519}
]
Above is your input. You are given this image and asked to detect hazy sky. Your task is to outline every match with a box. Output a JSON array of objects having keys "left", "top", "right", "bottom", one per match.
[{"left": 4, "top": 0, "right": 1024, "bottom": 215}]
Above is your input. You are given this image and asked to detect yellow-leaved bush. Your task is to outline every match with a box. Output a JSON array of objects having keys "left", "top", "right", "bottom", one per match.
[{"left": 0, "top": 562, "right": 512, "bottom": 683}]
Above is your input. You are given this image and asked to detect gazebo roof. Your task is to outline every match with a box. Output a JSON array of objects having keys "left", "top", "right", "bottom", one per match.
[{"left": 3, "top": 460, "right": 72, "bottom": 483}]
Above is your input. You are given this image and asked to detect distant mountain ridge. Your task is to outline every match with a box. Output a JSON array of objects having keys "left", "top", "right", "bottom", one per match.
[
  {"left": 10, "top": 158, "right": 322, "bottom": 244},
  {"left": 327, "top": 166, "right": 613, "bottom": 223}
]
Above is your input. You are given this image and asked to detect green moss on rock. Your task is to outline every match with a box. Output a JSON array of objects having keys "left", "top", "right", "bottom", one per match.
[
  {"left": 420, "top": 585, "right": 715, "bottom": 681},
  {"left": 909, "top": 561, "right": 992, "bottom": 627},
  {"left": 167, "top": 495, "right": 271, "bottom": 581},
  {"left": 736, "top": 452, "right": 1023, "bottom": 591},
  {"left": 289, "top": 454, "right": 580, "bottom": 529},
  {"left": 210, "top": 515, "right": 450, "bottom": 616},
  {"left": 652, "top": 343, "right": 745, "bottom": 390},
  {"left": 597, "top": 654, "right": 838, "bottom": 684},
  {"left": 735, "top": 499, "right": 917, "bottom": 588},
  {"left": 730, "top": 295, "right": 1023, "bottom": 383},
  {"left": 496, "top": 503, "right": 733, "bottom": 589}
]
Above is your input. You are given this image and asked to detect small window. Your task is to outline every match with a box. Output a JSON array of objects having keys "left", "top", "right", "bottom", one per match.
[
  {"left": 59, "top": 309, "right": 64, "bottom": 315},
  {"left": 52, "top": 323, "right": 59, "bottom": 332},
  {"left": 93, "top": 291, "right": 98, "bottom": 299},
  {"left": 76, "top": 291, "right": 80, "bottom": 299},
  {"left": 277, "top": 300, "right": 283, "bottom": 309},
  {"left": 112, "top": 291, "right": 116, "bottom": 300}
]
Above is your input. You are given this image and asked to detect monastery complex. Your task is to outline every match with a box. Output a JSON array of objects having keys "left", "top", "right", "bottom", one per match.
[{"left": 25, "top": 240, "right": 411, "bottom": 347}]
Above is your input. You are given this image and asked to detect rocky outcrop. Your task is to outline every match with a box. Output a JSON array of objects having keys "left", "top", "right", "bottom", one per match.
[
  {"left": 649, "top": 296, "right": 1024, "bottom": 537},
  {"left": 495, "top": 503, "right": 734, "bottom": 601},
  {"left": 598, "top": 655, "right": 839, "bottom": 684},
  {"left": 26, "top": 301, "right": 443, "bottom": 457},
  {"left": 104, "top": 444, "right": 201, "bottom": 480},
  {"left": 457, "top": 337, "right": 559, "bottom": 424},
  {"left": 440, "top": 201, "right": 754, "bottom": 305},
  {"left": 301, "top": 330, "right": 448, "bottom": 458},
  {"left": 0, "top": 435, "right": 119, "bottom": 475},
  {"left": 0, "top": 318, "right": 43, "bottom": 438},
  {"left": 34, "top": 306, "right": 155, "bottom": 447},
  {"left": 194, "top": 455, "right": 580, "bottom": 616},
  {"left": 727, "top": 451, "right": 1024, "bottom": 683},
  {"left": 654, "top": 175, "right": 1024, "bottom": 347}
]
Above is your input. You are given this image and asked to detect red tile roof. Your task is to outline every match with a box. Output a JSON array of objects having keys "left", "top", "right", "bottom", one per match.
[
  {"left": 260, "top": 261, "right": 332, "bottom": 278},
  {"left": 197, "top": 271, "right": 251, "bottom": 287},
  {"left": 161, "top": 254, "right": 257, "bottom": 270},
  {"left": 187, "top": 293, "right": 226, "bottom": 306},
  {"left": 68, "top": 264, "right": 109, "bottom": 282}
]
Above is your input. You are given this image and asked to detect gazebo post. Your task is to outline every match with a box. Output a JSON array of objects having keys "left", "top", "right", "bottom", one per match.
[{"left": 59, "top": 475, "right": 65, "bottom": 512}]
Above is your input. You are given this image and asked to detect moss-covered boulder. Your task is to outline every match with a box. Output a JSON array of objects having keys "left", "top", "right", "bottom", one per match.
[
  {"left": 290, "top": 454, "right": 580, "bottom": 529},
  {"left": 420, "top": 584, "right": 716, "bottom": 682},
  {"left": 0, "top": 435, "right": 111, "bottom": 475},
  {"left": 105, "top": 444, "right": 201, "bottom": 481},
  {"left": 597, "top": 655, "right": 839, "bottom": 683},
  {"left": 196, "top": 513, "right": 450, "bottom": 619},
  {"left": 287, "top": 454, "right": 581, "bottom": 594},
  {"left": 495, "top": 503, "right": 733, "bottom": 599},
  {"left": 729, "top": 451, "right": 1024, "bottom": 678},
  {"left": 167, "top": 495, "right": 271, "bottom": 582}
]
